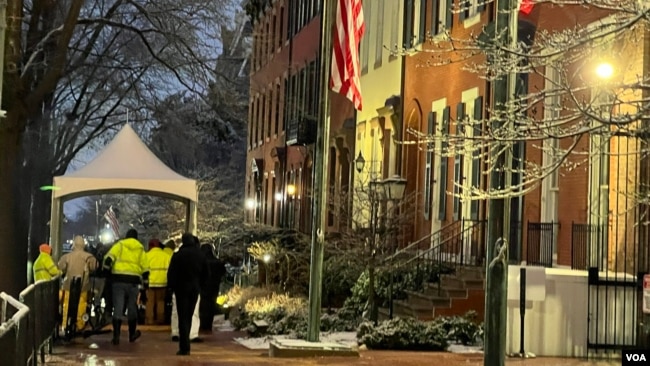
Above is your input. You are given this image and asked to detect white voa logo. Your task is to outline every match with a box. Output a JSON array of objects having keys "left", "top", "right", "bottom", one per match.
[{"left": 626, "top": 354, "right": 647, "bottom": 362}]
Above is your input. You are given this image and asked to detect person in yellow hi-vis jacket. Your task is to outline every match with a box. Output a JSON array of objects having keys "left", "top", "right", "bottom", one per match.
[
  {"left": 33, "top": 243, "right": 60, "bottom": 281},
  {"left": 59, "top": 236, "right": 98, "bottom": 333},
  {"left": 103, "top": 228, "right": 149, "bottom": 345},
  {"left": 145, "top": 238, "right": 170, "bottom": 325}
]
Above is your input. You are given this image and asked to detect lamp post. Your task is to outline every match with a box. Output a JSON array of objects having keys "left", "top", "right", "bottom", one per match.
[{"left": 355, "top": 152, "right": 408, "bottom": 322}]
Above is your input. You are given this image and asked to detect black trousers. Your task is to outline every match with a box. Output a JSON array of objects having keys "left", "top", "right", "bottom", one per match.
[
  {"left": 175, "top": 289, "right": 199, "bottom": 353},
  {"left": 199, "top": 290, "right": 217, "bottom": 330}
]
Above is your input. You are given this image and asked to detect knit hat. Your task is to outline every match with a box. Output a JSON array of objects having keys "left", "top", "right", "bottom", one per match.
[
  {"left": 148, "top": 238, "right": 162, "bottom": 250},
  {"left": 39, "top": 244, "right": 52, "bottom": 255}
]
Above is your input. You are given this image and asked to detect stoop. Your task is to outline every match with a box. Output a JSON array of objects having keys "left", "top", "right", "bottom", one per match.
[{"left": 269, "top": 339, "right": 359, "bottom": 358}]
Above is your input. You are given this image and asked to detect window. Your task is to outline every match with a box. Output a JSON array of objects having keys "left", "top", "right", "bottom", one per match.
[
  {"left": 300, "top": 66, "right": 307, "bottom": 117},
  {"left": 403, "top": 0, "right": 426, "bottom": 48},
  {"left": 266, "top": 89, "right": 272, "bottom": 138},
  {"left": 283, "top": 76, "right": 289, "bottom": 132},
  {"left": 374, "top": 0, "right": 384, "bottom": 67},
  {"left": 278, "top": 7, "right": 284, "bottom": 48},
  {"left": 311, "top": 60, "right": 319, "bottom": 117},
  {"left": 470, "top": 96, "right": 483, "bottom": 220},
  {"left": 275, "top": 82, "right": 281, "bottom": 135},
  {"left": 453, "top": 102, "right": 465, "bottom": 221},
  {"left": 438, "top": 106, "right": 450, "bottom": 220},
  {"left": 390, "top": 0, "right": 399, "bottom": 57},
  {"left": 431, "top": 0, "right": 452, "bottom": 35},
  {"left": 248, "top": 100, "right": 254, "bottom": 148},
  {"left": 424, "top": 111, "right": 435, "bottom": 220},
  {"left": 459, "top": 0, "right": 485, "bottom": 22},
  {"left": 360, "top": 0, "right": 371, "bottom": 73},
  {"left": 254, "top": 96, "right": 260, "bottom": 143},
  {"left": 271, "top": 15, "right": 277, "bottom": 55},
  {"left": 265, "top": 20, "right": 270, "bottom": 62}
]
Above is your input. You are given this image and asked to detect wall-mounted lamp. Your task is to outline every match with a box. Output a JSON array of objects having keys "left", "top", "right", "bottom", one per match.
[
  {"left": 355, "top": 151, "right": 365, "bottom": 173},
  {"left": 286, "top": 184, "right": 296, "bottom": 197}
]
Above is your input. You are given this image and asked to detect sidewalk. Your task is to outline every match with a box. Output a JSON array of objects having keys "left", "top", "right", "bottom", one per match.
[{"left": 49, "top": 326, "right": 619, "bottom": 366}]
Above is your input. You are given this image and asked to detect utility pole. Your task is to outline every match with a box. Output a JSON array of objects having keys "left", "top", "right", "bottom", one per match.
[
  {"left": 306, "top": 0, "right": 334, "bottom": 342},
  {"left": 484, "top": 0, "right": 518, "bottom": 365}
]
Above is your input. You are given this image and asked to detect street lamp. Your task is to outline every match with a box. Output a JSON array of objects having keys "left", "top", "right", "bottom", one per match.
[
  {"left": 286, "top": 184, "right": 296, "bottom": 197},
  {"left": 595, "top": 61, "right": 614, "bottom": 80},
  {"left": 382, "top": 175, "right": 407, "bottom": 201},
  {"left": 355, "top": 151, "right": 365, "bottom": 173},
  {"left": 263, "top": 253, "right": 273, "bottom": 287},
  {"left": 245, "top": 198, "right": 256, "bottom": 209}
]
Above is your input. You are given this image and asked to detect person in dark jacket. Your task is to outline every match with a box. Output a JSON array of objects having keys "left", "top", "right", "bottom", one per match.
[
  {"left": 199, "top": 243, "right": 227, "bottom": 330},
  {"left": 167, "top": 233, "right": 209, "bottom": 356}
]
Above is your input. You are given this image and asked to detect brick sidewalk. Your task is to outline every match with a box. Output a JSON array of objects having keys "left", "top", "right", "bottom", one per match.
[{"left": 48, "top": 327, "right": 619, "bottom": 366}]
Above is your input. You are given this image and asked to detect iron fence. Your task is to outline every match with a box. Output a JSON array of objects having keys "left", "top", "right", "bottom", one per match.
[
  {"left": 0, "top": 276, "right": 60, "bottom": 366},
  {"left": 571, "top": 222, "right": 602, "bottom": 270},
  {"left": 526, "top": 221, "right": 556, "bottom": 267}
]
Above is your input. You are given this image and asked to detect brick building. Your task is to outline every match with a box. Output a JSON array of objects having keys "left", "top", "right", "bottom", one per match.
[{"left": 245, "top": 0, "right": 353, "bottom": 233}]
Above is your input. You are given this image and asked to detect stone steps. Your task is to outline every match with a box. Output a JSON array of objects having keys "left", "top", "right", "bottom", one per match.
[{"left": 391, "top": 265, "right": 485, "bottom": 321}]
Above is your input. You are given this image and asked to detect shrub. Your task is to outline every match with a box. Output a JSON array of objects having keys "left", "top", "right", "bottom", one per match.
[
  {"left": 227, "top": 287, "right": 309, "bottom": 337},
  {"left": 319, "top": 312, "right": 361, "bottom": 333},
  {"left": 433, "top": 311, "right": 483, "bottom": 346},
  {"left": 357, "top": 317, "right": 448, "bottom": 351}
]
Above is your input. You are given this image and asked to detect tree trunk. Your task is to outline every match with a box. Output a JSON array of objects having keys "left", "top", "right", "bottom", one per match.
[{"left": 0, "top": 118, "right": 28, "bottom": 296}]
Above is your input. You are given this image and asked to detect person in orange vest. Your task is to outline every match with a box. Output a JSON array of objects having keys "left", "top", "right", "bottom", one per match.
[
  {"left": 33, "top": 243, "right": 60, "bottom": 281},
  {"left": 145, "top": 238, "right": 171, "bottom": 325}
]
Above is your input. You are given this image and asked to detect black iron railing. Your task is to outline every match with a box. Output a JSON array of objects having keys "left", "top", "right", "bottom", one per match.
[
  {"left": 509, "top": 221, "right": 523, "bottom": 264},
  {"left": 385, "top": 219, "right": 486, "bottom": 318},
  {"left": 526, "top": 221, "right": 556, "bottom": 268},
  {"left": 571, "top": 222, "right": 602, "bottom": 270}
]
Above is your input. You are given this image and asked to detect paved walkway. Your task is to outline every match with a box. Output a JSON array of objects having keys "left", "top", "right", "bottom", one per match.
[{"left": 47, "top": 326, "right": 619, "bottom": 366}]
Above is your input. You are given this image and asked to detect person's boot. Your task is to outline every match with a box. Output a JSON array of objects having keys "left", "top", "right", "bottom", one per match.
[
  {"left": 128, "top": 320, "right": 141, "bottom": 342},
  {"left": 112, "top": 319, "right": 121, "bottom": 345}
]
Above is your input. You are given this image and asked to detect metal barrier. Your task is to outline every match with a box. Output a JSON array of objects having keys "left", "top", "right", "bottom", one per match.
[
  {"left": 0, "top": 276, "right": 60, "bottom": 366},
  {"left": 0, "top": 291, "right": 30, "bottom": 365}
]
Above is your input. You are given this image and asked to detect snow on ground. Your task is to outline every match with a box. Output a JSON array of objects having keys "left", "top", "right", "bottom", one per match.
[
  {"left": 447, "top": 344, "right": 483, "bottom": 354},
  {"left": 234, "top": 331, "right": 358, "bottom": 350},
  {"left": 220, "top": 319, "right": 483, "bottom": 354}
]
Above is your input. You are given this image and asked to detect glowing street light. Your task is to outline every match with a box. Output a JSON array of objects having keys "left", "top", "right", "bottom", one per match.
[
  {"left": 263, "top": 253, "right": 272, "bottom": 263},
  {"left": 595, "top": 62, "right": 614, "bottom": 80},
  {"left": 245, "top": 198, "right": 256, "bottom": 210},
  {"left": 275, "top": 192, "right": 283, "bottom": 201},
  {"left": 286, "top": 184, "right": 296, "bottom": 197}
]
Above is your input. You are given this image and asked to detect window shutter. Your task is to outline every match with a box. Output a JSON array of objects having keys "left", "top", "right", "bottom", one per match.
[
  {"left": 456, "top": 102, "right": 466, "bottom": 129},
  {"left": 424, "top": 111, "right": 435, "bottom": 220},
  {"left": 430, "top": 0, "right": 439, "bottom": 35},
  {"left": 470, "top": 96, "right": 483, "bottom": 220},
  {"left": 477, "top": 0, "right": 485, "bottom": 13},
  {"left": 419, "top": 0, "right": 427, "bottom": 44},
  {"left": 438, "top": 106, "right": 451, "bottom": 221},
  {"left": 404, "top": 0, "right": 414, "bottom": 48},
  {"left": 459, "top": 0, "right": 467, "bottom": 21}
]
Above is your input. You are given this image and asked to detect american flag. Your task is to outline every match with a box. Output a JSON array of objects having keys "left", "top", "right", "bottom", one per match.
[
  {"left": 104, "top": 206, "right": 120, "bottom": 238},
  {"left": 330, "top": 0, "right": 365, "bottom": 111},
  {"left": 520, "top": 0, "right": 534, "bottom": 15}
]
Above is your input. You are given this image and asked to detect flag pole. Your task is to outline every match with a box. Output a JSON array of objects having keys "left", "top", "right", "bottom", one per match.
[{"left": 306, "top": 0, "right": 335, "bottom": 342}]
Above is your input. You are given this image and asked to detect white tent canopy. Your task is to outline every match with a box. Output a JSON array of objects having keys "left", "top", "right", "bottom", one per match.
[{"left": 49, "top": 124, "right": 198, "bottom": 258}]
